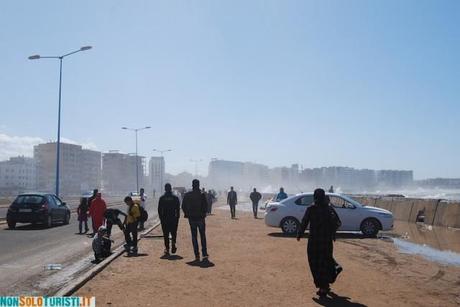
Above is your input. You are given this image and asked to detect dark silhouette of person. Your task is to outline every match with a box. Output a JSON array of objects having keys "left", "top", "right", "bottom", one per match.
[
  {"left": 158, "top": 183, "right": 181, "bottom": 256},
  {"left": 104, "top": 208, "right": 127, "bottom": 237},
  {"left": 139, "top": 187, "right": 147, "bottom": 230},
  {"left": 227, "top": 186, "right": 238, "bottom": 219},
  {"left": 249, "top": 188, "right": 262, "bottom": 218},
  {"left": 77, "top": 197, "right": 90, "bottom": 234},
  {"left": 182, "top": 179, "right": 209, "bottom": 261},
  {"left": 297, "top": 188, "right": 342, "bottom": 298},
  {"left": 276, "top": 187, "right": 288, "bottom": 201},
  {"left": 328, "top": 185, "right": 334, "bottom": 193},
  {"left": 206, "top": 190, "right": 215, "bottom": 215}
]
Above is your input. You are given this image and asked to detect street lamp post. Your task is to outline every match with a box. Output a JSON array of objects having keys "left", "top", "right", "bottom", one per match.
[
  {"left": 190, "top": 159, "right": 203, "bottom": 177},
  {"left": 152, "top": 149, "right": 172, "bottom": 190},
  {"left": 29, "top": 46, "right": 92, "bottom": 197},
  {"left": 122, "top": 126, "right": 151, "bottom": 193}
]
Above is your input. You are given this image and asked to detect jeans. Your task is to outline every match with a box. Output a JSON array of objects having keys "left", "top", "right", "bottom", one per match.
[
  {"left": 252, "top": 201, "right": 259, "bottom": 218},
  {"left": 229, "top": 203, "right": 236, "bottom": 218},
  {"left": 124, "top": 222, "right": 138, "bottom": 249},
  {"left": 79, "top": 219, "right": 89, "bottom": 233},
  {"left": 161, "top": 220, "right": 178, "bottom": 251},
  {"left": 189, "top": 219, "right": 207, "bottom": 257}
]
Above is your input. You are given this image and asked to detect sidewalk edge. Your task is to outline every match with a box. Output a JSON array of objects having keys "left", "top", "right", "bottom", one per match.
[{"left": 55, "top": 221, "right": 161, "bottom": 297}]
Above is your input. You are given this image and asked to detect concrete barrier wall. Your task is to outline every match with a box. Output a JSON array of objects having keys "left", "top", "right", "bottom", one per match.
[
  {"left": 433, "top": 201, "right": 460, "bottom": 228},
  {"left": 352, "top": 196, "right": 460, "bottom": 228}
]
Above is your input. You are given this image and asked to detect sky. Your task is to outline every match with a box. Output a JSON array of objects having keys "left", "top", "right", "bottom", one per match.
[{"left": 0, "top": 0, "right": 459, "bottom": 179}]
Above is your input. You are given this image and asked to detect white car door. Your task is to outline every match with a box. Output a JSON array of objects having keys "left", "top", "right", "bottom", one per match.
[{"left": 329, "top": 196, "right": 360, "bottom": 231}]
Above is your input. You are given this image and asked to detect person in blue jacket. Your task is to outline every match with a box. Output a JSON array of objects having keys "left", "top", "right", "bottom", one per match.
[{"left": 276, "top": 187, "right": 288, "bottom": 201}]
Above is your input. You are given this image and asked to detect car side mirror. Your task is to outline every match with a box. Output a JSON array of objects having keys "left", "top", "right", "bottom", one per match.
[{"left": 61, "top": 202, "right": 67, "bottom": 206}]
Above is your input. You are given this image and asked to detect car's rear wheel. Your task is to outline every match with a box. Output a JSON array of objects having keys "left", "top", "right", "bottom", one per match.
[
  {"left": 45, "top": 215, "right": 53, "bottom": 228},
  {"left": 360, "top": 218, "right": 380, "bottom": 237},
  {"left": 280, "top": 217, "right": 300, "bottom": 235},
  {"left": 63, "top": 212, "right": 70, "bottom": 225},
  {"left": 7, "top": 219, "right": 16, "bottom": 229}
]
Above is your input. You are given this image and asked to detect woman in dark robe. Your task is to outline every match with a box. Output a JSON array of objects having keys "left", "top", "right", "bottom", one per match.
[{"left": 297, "top": 188, "right": 342, "bottom": 297}]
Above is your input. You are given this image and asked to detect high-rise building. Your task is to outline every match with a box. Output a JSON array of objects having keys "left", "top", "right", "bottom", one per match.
[
  {"left": 149, "top": 156, "right": 165, "bottom": 196},
  {"left": 0, "top": 156, "right": 36, "bottom": 195},
  {"left": 81, "top": 149, "right": 102, "bottom": 192},
  {"left": 208, "top": 159, "right": 244, "bottom": 190},
  {"left": 34, "top": 142, "right": 102, "bottom": 195},
  {"left": 102, "top": 151, "right": 145, "bottom": 195}
]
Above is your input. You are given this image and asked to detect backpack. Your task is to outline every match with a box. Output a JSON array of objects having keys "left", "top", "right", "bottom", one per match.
[{"left": 139, "top": 206, "right": 148, "bottom": 223}]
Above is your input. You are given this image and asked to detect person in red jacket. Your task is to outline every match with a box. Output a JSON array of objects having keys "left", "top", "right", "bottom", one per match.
[{"left": 89, "top": 193, "right": 107, "bottom": 237}]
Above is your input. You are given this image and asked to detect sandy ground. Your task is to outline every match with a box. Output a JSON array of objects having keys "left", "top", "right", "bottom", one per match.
[{"left": 76, "top": 205, "right": 460, "bottom": 307}]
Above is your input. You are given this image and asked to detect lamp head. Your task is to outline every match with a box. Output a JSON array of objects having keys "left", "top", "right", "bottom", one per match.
[
  {"left": 28, "top": 55, "right": 40, "bottom": 60},
  {"left": 80, "top": 46, "right": 92, "bottom": 51}
]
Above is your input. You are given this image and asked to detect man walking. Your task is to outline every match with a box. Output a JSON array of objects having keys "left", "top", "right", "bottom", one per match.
[
  {"left": 158, "top": 183, "right": 181, "bottom": 256},
  {"left": 249, "top": 188, "right": 262, "bottom": 219},
  {"left": 227, "top": 186, "right": 238, "bottom": 219},
  {"left": 182, "top": 179, "right": 209, "bottom": 261},
  {"left": 123, "top": 196, "right": 140, "bottom": 256},
  {"left": 206, "top": 190, "right": 215, "bottom": 215}
]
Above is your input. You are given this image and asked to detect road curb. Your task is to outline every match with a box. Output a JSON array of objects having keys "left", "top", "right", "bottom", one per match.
[{"left": 55, "top": 220, "right": 161, "bottom": 296}]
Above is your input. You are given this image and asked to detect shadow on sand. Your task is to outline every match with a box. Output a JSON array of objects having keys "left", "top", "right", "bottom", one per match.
[
  {"left": 312, "top": 292, "right": 367, "bottom": 307},
  {"left": 160, "top": 254, "right": 184, "bottom": 261},
  {"left": 186, "top": 258, "right": 215, "bottom": 268},
  {"left": 268, "top": 232, "right": 377, "bottom": 240}
]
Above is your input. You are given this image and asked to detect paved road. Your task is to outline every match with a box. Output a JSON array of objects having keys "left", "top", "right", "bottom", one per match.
[{"left": 0, "top": 198, "right": 159, "bottom": 295}]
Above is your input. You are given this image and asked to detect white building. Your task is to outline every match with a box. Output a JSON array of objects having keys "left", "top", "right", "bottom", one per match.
[
  {"left": 149, "top": 156, "right": 165, "bottom": 196},
  {"left": 34, "top": 142, "right": 102, "bottom": 195},
  {"left": 0, "top": 156, "right": 36, "bottom": 195},
  {"left": 102, "top": 151, "right": 145, "bottom": 195}
]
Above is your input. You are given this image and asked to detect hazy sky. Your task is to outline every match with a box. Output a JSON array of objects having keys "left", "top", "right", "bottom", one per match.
[{"left": 1, "top": 1, "right": 459, "bottom": 179}]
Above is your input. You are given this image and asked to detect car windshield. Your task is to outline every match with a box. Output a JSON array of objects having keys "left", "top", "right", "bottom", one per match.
[{"left": 14, "top": 195, "right": 45, "bottom": 205}]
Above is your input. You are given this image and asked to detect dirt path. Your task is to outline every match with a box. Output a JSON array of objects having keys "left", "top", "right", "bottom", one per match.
[{"left": 76, "top": 206, "right": 460, "bottom": 306}]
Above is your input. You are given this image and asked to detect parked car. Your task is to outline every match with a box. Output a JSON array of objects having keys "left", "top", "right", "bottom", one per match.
[
  {"left": 264, "top": 192, "right": 393, "bottom": 237},
  {"left": 6, "top": 193, "right": 71, "bottom": 229}
]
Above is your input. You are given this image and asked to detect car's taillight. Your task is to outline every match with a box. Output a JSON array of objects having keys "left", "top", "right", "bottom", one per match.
[{"left": 270, "top": 207, "right": 278, "bottom": 212}]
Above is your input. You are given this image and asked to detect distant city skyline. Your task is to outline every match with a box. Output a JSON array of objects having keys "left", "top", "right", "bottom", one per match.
[{"left": 1, "top": 1, "right": 459, "bottom": 179}]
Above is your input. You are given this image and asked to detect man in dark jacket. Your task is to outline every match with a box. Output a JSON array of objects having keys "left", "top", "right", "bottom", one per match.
[
  {"left": 182, "top": 179, "right": 208, "bottom": 261},
  {"left": 104, "top": 208, "right": 127, "bottom": 237},
  {"left": 158, "top": 183, "right": 181, "bottom": 256},
  {"left": 206, "top": 190, "right": 215, "bottom": 215},
  {"left": 227, "top": 186, "right": 237, "bottom": 219},
  {"left": 249, "top": 188, "right": 262, "bottom": 219}
]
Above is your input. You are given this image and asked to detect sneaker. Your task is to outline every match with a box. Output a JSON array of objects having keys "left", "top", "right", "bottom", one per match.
[
  {"left": 195, "top": 255, "right": 200, "bottom": 261},
  {"left": 164, "top": 249, "right": 170, "bottom": 256},
  {"left": 171, "top": 245, "right": 177, "bottom": 254}
]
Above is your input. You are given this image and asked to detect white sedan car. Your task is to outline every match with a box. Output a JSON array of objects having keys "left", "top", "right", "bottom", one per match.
[{"left": 265, "top": 193, "right": 393, "bottom": 237}]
